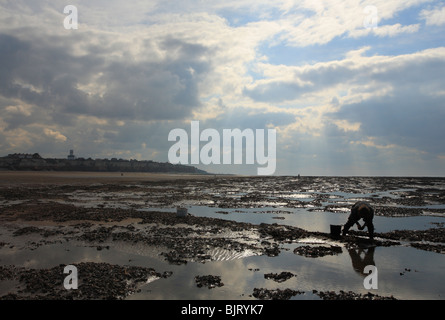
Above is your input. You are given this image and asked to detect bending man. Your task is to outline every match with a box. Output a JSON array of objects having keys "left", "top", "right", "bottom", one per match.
[{"left": 342, "top": 201, "right": 375, "bottom": 240}]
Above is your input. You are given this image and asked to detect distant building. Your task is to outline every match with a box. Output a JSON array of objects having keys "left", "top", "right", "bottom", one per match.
[{"left": 67, "top": 149, "right": 76, "bottom": 160}]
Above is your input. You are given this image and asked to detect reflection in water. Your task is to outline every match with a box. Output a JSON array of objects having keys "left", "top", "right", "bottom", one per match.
[
  {"left": 2, "top": 233, "right": 445, "bottom": 299},
  {"left": 348, "top": 246, "right": 376, "bottom": 276}
]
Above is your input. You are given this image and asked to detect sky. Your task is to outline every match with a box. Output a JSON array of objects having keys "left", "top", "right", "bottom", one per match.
[{"left": 1, "top": 0, "right": 445, "bottom": 176}]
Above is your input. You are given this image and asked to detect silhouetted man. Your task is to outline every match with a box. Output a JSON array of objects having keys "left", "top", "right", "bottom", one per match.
[
  {"left": 342, "top": 201, "right": 375, "bottom": 240},
  {"left": 348, "top": 247, "right": 376, "bottom": 276}
]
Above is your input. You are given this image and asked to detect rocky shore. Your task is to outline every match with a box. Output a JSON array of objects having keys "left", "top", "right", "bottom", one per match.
[
  {"left": 1, "top": 174, "right": 444, "bottom": 300},
  {"left": 0, "top": 262, "right": 171, "bottom": 300}
]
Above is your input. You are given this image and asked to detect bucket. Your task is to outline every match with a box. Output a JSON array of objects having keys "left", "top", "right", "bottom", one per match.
[
  {"left": 330, "top": 225, "right": 342, "bottom": 239},
  {"left": 176, "top": 207, "right": 188, "bottom": 217}
]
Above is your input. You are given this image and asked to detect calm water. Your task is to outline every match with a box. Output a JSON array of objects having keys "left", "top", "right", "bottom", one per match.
[
  {"left": 1, "top": 235, "right": 444, "bottom": 300},
  {"left": 141, "top": 205, "right": 445, "bottom": 233}
]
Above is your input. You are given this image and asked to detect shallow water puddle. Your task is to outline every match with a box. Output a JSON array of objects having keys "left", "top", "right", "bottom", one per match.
[
  {"left": 139, "top": 205, "right": 445, "bottom": 233},
  {"left": 1, "top": 234, "right": 444, "bottom": 300}
]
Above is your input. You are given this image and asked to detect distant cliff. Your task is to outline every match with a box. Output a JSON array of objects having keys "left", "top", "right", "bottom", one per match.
[{"left": 0, "top": 154, "right": 207, "bottom": 174}]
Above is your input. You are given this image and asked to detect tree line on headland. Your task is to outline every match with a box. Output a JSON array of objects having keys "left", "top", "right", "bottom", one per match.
[{"left": 0, "top": 153, "right": 207, "bottom": 174}]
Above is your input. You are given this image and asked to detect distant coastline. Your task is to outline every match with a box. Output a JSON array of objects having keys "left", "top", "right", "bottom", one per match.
[{"left": 0, "top": 153, "right": 207, "bottom": 174}]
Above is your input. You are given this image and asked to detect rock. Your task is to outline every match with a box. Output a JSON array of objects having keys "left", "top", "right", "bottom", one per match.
[
  {"left": 252, "top": 288, "right": 304, "bottom": 300},
  {"left": 0, "top": 262, "right": 172, "bottom": 300},
  {"left": 13, "top": 226, "right": 42, "bottom": 236},
  {"left": 263, "top": 246, "right": 281, "bottom": 257},
  {"left": 293, "top": 245, "right": 342, "bottom": 258},
  {"left": 194, "top": 275, "right": 224, "bottom": 289},
  {"left": 314, "top": 290, "right": 397, "bottom": 300},
  {"left": 264, "top": 272, "right": 296, "bottom": 283}
]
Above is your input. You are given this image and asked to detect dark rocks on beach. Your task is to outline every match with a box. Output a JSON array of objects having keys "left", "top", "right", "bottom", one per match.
[
  {"left": 293, "top": 245, "right": 343, "bottom": 258},
  {"left": 313, "top": 290, "right": 397, "bottom": 300},
  {"left": 378, "top": 228, "right": 445, "bottom": 243},
  {"left": 0, "top": 262, "right": 172, "bottom": 300},
  {"left": 264, "top": 271, "right": 296, "bottom": 283},
  {"left": 263, "top": 245, "right": 281, "bottom": 257},
  {"left": 161, "top": 251, "right": 189, "bottom": 265},
  {"left": 13, "top": 226, "right": 43, "bottom": 236},
  {"left": 399, "top": 267, "right": 418, "bottom": 275},
  {"left": 252, "top": 288, "right": 304, "bottom": 300},
  {"left": 259, "top": 223, "right": 309, "bottom": 242},
  {"left": 194, "top": 275, "right": 224, "bottom": 289},
  {"left": 1, "top": 176, "right": 445, "bottom": 300},
  {"left": 79, "top": 226, "right": 116, "bottom": 243}
]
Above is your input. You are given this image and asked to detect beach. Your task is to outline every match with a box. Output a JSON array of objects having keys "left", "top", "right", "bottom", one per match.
[{"left": 1, "top": 172, "right": 445, "bottom": 300}]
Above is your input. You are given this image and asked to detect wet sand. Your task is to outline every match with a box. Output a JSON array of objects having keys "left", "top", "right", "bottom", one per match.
[
  {"left": 1, "top": 172, "right": 445, "bottom": 300},
  {"left": 0, "top": 171, "right": 222, "bottom": 186}
]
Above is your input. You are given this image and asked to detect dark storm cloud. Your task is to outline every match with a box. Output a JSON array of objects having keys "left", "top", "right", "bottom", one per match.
[
  {"left": 328, "top": 50, "right": 445, "bottom": 155},
  {"left": 332, "top": 89, "right": 445, "bottom": 154},
  {"left": 0, "top": 33, "right": 102, "bottom": 117},
  {"left": 0, "top": 32, "right": 211, "bottom": 125}
]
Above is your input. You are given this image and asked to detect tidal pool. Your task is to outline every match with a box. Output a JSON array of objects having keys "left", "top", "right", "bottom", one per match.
[
  {"left": 1, "top": 234, "right": 444, "bottom": 300},
  {"left": 1, "top": 174, "right": 445, "bottom": 300}
]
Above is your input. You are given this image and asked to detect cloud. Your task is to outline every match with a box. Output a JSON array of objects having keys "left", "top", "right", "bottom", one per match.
[
  {"left": 333, "top": 87, "right": 445, "bottom": 154},
  {"left": 349, "top": 23, "right": 420, "bottom": 38},
  {"left": 0, "top": 0, "right": 444, "bottom": 175},
  {"left": 0, "top": 31, "right": 214, "bottom": 122},
  {"left": 243, "top": 46, "right": 445, "bottom": 174},
  {"left": 244, "top": 50, "right": 370, "bottom": 103},
  {"left": 245, "top": 47, "right": 445, "bottom": 104},
  {"left": 273, "top": 0, "right": 431, "bottom": 47},
  {"left": 44, "top": 128, "right": 67, "bottom": 142},
  {"left": 420, "top": 5, "right": 445, "bottom": 26},
  {"left": 332, "top": 119, "right": 361, "bottom": 133}
]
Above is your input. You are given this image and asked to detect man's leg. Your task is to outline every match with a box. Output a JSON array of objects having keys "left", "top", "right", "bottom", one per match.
[
  {"left": 343, "top": 207, "right": 360, "bottom": 237},
  {"left": 367, "top": 221, "right": 375, "bottom": 240}
]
